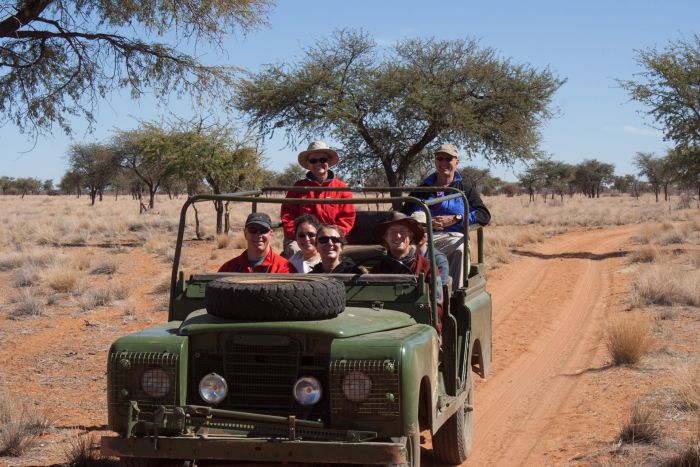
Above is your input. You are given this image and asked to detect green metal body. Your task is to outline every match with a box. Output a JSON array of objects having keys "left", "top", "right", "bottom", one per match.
[{"left": 101, "top": 189, "right": 492, "bottom": 465}]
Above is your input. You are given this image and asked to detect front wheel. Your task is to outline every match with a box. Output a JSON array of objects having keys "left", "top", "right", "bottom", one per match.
[{"left": 431, "top": 377, "right": 473, "bottom": 464}]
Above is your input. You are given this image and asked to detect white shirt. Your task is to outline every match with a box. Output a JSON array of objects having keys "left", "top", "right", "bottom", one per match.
[{"left": 289, "top": 251, "right": 321, "bottom": 273}]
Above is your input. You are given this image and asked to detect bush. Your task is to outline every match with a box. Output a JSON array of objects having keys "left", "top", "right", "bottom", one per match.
[
  {"left": 619, "top": 401, "right": 662, "bottom": 444},
  {"left": 628, "top": 245, "right": 662, "bottom": 263},
  {"left": 10, "top": 289, "right": 44, "bottom": 319},
  {"left": 90, "top": 260, "right": 118, "bottom": 275},
  {"left": 662, "top": 441, "right": 700, "bottom": 467},
  {"left": 670, "top": 363, "right": 700, "bottom": 411},
  {"left": 631, "top": 266, "right": 700, "bottom": 308},
  {"left": 604, "top": 312, "right": 653, "bottom": 365},
  {"left": 0, "top": 391, "right": 52, "bottom": 456},
  {"left": 215, "top": 234, "right": 232, "bottom": 249},
  {"left": 44, "top": 267, "right": 80, "bottom": 293},
  {"left": 63, "top": 432, "right": 111, "bottom": 467}
]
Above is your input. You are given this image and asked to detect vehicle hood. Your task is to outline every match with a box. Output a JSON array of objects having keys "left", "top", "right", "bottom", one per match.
[{"left": 178, "top": 307, "right": 415, "bottom": 338}]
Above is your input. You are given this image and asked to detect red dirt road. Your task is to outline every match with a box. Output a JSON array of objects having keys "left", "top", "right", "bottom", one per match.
[{"left": 456, "top": 225, "right": 636, "bottom": 466}]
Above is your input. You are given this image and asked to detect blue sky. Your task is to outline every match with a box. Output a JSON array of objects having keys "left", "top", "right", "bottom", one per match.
[{"left": 1, "top": 0, "right": 697, "bottom": 183}]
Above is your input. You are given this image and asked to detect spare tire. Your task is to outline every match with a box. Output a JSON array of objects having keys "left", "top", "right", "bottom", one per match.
[{"left": 205, "top": 276, "right": 345, "bottom": 321}]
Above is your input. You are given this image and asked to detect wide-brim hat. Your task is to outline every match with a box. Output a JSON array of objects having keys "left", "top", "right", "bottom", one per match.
[
  {"left": 298, "top": 141, "right": 340, "bottom": 169},
  {"left": 373, "top": 212, "right": 425, "bottom": 245},
  {"left": 434, "top": 143, "right": 459, "bottom": 159}
]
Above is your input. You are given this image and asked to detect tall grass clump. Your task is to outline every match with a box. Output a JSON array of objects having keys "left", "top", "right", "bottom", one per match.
[
  {"left": 604, "top": 312, "right": 653, "bottom": 365},
  {"left": 90, "top": 260, "right": 118, "bottom": 275},
  {"left": 627, "top": 244, "right": 662, "bottom": 264},
  {"left": 670, "top": 363, "right": 700, "bottom": 411},
  {"left": 215, "top": 234, "right": 232, "bottom": 249},
  {"left": 619, "top": 401, "right": 662, "bottom": 444},
  {"left": 9, "top": 289, "right": 44, "bottom": 319},
  {"left": 662, "top": 440, "right": 700, "bottom": 467},
  {"left": 0, "top": 389, "right": 53, "bottom": 456},
  {"left": 44, "top": 266, "right": 81, "bottom": 293},
  {"left": 631, "top": 266, "right": 700, "bottom": 307},
  {"left": 63, "top": 432, "right": 111, "bottom": 467}
]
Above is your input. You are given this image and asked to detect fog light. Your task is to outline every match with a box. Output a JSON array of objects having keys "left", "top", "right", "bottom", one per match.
[
  {"left": 199, "top": 373, "right": 228, "bottom": 404},
  {"left": 342, "top": 371, "right": 372, "bottom": 403},
  {"left": 293, "top": 376, "right": 322, "bottom": 406},
  {"left": 141, "top": 368, "right": 171, "bottom": 398}
]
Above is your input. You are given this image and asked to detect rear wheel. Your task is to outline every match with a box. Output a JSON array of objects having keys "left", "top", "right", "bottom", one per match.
[{"left": 431, "top": 377, "right": 473, "bottom": 464}]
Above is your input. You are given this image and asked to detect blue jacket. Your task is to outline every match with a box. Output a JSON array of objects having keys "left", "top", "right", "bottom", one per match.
[{"left": 401, "top": 171, "right": 491, "bottom": 232}]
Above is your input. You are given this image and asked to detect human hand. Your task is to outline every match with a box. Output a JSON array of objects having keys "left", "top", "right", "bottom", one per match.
[{"left": 432, "top": 215, "right": 454, "bottom": 231}]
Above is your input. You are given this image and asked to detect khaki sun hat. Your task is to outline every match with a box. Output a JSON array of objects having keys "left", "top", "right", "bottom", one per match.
[
  {"left": 298, "top": 141, "right": 340, "bottom": 169},
  {"left": 409, "top": 210, "right": 428, "bottom": 226},
  {"left": 434, "top": 143, "right": 459, "bottom": 159},
  {"left": 374, "top": 212, "right": 425, "bottom": 245}
]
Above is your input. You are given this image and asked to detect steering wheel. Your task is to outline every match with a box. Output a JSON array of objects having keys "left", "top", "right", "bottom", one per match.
[{"left": 354, "top": 254, "right": 416, "bottom": 276}]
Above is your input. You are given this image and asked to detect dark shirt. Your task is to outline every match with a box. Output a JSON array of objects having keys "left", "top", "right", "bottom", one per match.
[{"left": 311, "top": 257, "right": 366, "bottom": 274}]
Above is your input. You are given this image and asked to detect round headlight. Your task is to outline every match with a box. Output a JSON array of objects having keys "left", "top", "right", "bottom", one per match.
[
  {"left": 342, "top": 371, "right": 372, "bottom": 403},
  {"left": 293, "top": 376, "right": 322, "bottom": 406},
  {"left": 199, "top": 373, "right": 228, "bottom": 404},
  {"left": 141, "top": 368, "right": 171, "bottom": 398}
]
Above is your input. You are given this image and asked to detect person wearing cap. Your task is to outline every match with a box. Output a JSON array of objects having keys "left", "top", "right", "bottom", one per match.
[
  {"left": 410, "top": 211, "right": 450, "bottom": 287},
  {"left": 373, "top": 212, "right": 443, "bottom": 333},
  {"left": 280, "top": 141, "right": 356, "bottom": 257},
  {"left": 218, "top": 212, "right": 296, "bottom": 273},
  {"left": 401, "top": 143, "right": 491, "bottom": 289}
]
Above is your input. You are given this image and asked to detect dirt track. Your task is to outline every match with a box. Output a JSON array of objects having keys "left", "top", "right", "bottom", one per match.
[
  {"left": 455, "top": 225, "right": 636, "bottom": 466},
  {"left": 0, "top": 225, "right": 639, "bottom": 466}
]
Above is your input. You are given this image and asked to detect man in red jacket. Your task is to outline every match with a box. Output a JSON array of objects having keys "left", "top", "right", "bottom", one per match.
[
  {"left": 280, "top": 141, "right": 355, "bottom": 257},
  {"left": 219, "top": 213, "right": 295, "bottom": 273}
]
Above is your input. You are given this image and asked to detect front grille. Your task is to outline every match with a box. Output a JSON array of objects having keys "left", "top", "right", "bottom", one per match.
[
  {"left": 223, "top": 337, "right": 301, "bottom": 411},
  {"left": 330, "top": 359, "right": 400, "bottom": 417},
  {"left": 108, "top": 351, "right": 179, "bottom": 416}
]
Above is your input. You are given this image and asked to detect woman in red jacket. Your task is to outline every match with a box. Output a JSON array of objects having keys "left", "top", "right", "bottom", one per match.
[{"left": 281, "top": 141, "right": 356, "bottom": 256}]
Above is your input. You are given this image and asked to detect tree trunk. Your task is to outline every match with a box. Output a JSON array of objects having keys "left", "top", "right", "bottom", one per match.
[
  {"left": 193, "top": 204, "right": 202, "bottom": 240},
  {"left": 214, "top": 200, "right": 224, "bottom": 234},
  {"left": 224, "top": 202, "right": 231, "bottom": 234},
  {"left": 148, "top": 188, "right": 156, "bottom": 209}
]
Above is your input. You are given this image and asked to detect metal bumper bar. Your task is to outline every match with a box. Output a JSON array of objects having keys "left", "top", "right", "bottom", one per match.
[{"left": 101, "top": 435, "right": 408, "bottom": 465}]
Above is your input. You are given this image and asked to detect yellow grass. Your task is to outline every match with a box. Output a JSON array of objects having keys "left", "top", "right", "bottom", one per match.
[
  {"left": 604, "top": 312, "right": 653, "bottom": 365},
  {"left": 631, "top": 265, "right": 700, "bottom": 307},
  {"left": 671, "top": 363, "right": 700, "bottom": 411}
]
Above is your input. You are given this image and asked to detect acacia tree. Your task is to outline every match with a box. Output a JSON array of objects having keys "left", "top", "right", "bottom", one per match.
[
  {"left": 635, "top": 152, "right": 669, "bottom": 202},
  {"left": 620, "top": 35, "right": 700, "bottom": 149},
  {"left": 236, "top": 29, "right": 564, "bottom": 190},
  {"left": 573, "top": 159, "right": 615, "bottom": 198},
  {"left": 0, "top": 0, "right": 272, "bottom": 137},
  {"left": 67, "top": 143, "right": 118, "bottom": 204},
  {"left": 668, "top": 146, "right": 700, "bottom": 199}
]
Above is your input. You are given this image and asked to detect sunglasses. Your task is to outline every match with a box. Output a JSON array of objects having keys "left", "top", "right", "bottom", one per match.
[
  {"left": 246, "top": 226, "right": 270, "bottom": 235},
  {"left": 435, "top": 156, "right": 456, "bottom": 162},
  {"left": 308, "top": 158, "right": 328, "bottom": 165},
  {"left": 297, "top": 232, "right": 316, "bottom": 239},
  {"left": 318, "top": 236, "right": 343, "bottom": 245}
]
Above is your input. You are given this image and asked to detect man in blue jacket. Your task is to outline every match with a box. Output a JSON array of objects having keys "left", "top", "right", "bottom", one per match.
[{"left": 401, "top": 143, "right": 491, "bottom": 288}]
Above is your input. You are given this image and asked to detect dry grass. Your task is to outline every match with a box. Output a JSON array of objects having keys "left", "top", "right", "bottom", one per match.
[
  {"left": 0, "top": 388, "right": 53, "bottom": 457},
  {"left": 12, "top": 265, "right": 40, "bottom": 288},
  {"left": 90, "top": 260, "right": 118, "bottom": 275},
  {"left": 9, "top": 288, "right": 44, "bottom": 319},
  {"left": 662, "top": 439, "right": 700, "bottom": 467},
  {"left": 605, "top": 312, "right": 653, "bottom": 365},
  {"left": 619, "top": 401, "right": 663, "bottom": 445},
  {"left": 628, "top": 244, "right": 663, "bottom": 264},
  {"left": 78, "top": 287, "right": 114, "bottom": 311},
  {"left": 215, "top": 233, "right": 232, "bottom": 249},
  {"left": 631, "top": 265, "right": 700, "bottom": 307},
  {"left": 670, "top": 363, "right": 700, "bottom": 411},
  {"left": 44, "top": 266, "right": 81, "bottom": 293},
  {"left": 63, "top": 432, "right": 112, "bottom": 467}
]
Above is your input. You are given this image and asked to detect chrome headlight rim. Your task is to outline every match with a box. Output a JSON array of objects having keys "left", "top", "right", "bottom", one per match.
[
  {"left": 199, "top": 372, "right": 228, "bottom": 405},
  {"left": 293, "top": 376, "right": 323, "bottom": 406},
  {"left": 140, "top": 367, "right": 172, "bottom": 399},
  {"left": 342, "top": 370, "right": 372, "bottom": 403}
]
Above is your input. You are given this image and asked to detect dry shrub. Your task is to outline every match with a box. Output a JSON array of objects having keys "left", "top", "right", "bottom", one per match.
[
  {"left": 144, "top": 233, "right": 174, "bottom": 260},
  {"left": 0, "top": 390, "right": 53, "bottom": 456},
  {"left": 671, "top": 363, "right": 700, "bottom": 411},
  {"left": 10, "top": 289, "right": 44, "bottom": 319},
  {"left": 619, "top": 401, "right": 662, "bottom": 444},
  {"left": 79, "top": 287, "right": 113, "bottom": 311},
  {"left": 44, "top": 266, "right": 81, "bottom": 293},
  {"left": 230, "top": 231, "right": 246, "bottom": 249},
  {"left": 660, "top": 228, "right": 686, "bottom": 246},
  {"left": 110, "top": 283, "right": 130, "bottom": 301},
  {"left": 0, "top": 252, "right": 22, "bottom": 271},
  {"left": 63, "top": 432, "right": 111, "bottom": 467},
  {"left": 631, "top": 266, "right": 700, "bottom": 307},
  {"left": 605, "top": 312, "right": 653, "bottom": 365},
  {"left": 662, "top": 440, "right": 700, "bottom": 467},
  {"left": 90, "top": 260, "right": 118, "bottom": 275},
  {"left": 215, "top": 234, "right": 232, "bottom": 249},
  {"left": 152, "top": 276, "right": 171, "bottom": 295},
  {"left": 628, "top": 244, "right": 662, "bottom": 264},
  {"left": 12, "top": 266, "right": 39, "bottom": 287}
]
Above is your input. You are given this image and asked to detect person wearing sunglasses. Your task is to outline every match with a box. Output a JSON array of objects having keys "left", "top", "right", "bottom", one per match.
[
  {"left": 280, "top": 141, "right": 356, "bottom": 258},
  {"left": 218, "top": 212, "right": 296, "bottom": 273},
  {"left": 310, "top": 225, "right": 366, "bottom": 274},
  {"left": 288, "top": 214, "right": 322, "bottom": 273},
  {"left": 400, "top": 143, "right": 491, "bottom": 289}
]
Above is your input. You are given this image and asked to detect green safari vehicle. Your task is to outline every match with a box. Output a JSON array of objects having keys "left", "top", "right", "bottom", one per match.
[{"left": 101, "top": 187, "right": 492, "bottom": 466}]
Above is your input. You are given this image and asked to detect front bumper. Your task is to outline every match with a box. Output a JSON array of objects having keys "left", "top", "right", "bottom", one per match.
[
  {"left": 101, "top": 435, "right": 408, "bottom": 464},
  {"left": 102, "top": 402, "right": 407, "bottom": 464}
]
